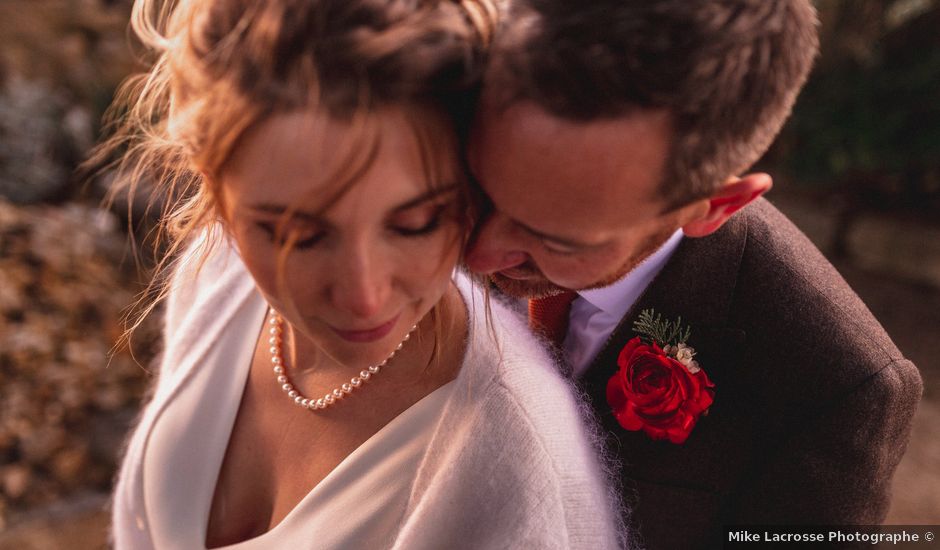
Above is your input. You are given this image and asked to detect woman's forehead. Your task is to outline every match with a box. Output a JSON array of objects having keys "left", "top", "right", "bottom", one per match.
[{"left": 220, "top": 107, "right": 460, "bottom": 212}]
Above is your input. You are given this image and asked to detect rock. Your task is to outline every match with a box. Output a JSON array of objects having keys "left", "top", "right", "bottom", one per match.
[
  {"left": 51, "top": 446, "right": 90, "bottom": 487},
  {"left": 0, "top": 77, "right": 72, "bottom": 204},
  {"left": 0, "top": 197, "right": 158, "bottom": 519},
  {"left": 1, "top": 465, "right": 32, "bottom": 500},
  {"left": 19, "top": 427, "right": 67, "bottom": 465}
]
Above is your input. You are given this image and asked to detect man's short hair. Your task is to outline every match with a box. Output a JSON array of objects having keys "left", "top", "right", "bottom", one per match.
[{"left": 493, "top": 0, "right": 820, "bottom": 207}]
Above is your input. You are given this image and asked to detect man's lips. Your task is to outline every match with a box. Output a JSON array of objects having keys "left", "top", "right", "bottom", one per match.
[{"left": 329, "top": 314, "right": 400, "bottom": 343}]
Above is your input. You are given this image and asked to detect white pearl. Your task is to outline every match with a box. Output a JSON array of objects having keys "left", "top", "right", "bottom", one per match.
[{"left": 265, "top": 305, "right": 417, "bottom": 413}]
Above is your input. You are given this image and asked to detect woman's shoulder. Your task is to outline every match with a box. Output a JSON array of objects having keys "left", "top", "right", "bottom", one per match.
[
  {"left": 164, "top": 227, "right": 250, "bottom": 331},
  {"left": 451, "top": 270, "right": 599, "bottom": 459},
  {"left": 157, "top": 227, "right": 259, "bottom": 391},
  {"left": 452, "top": 270, "right": 576, "bottom": 404},
  {"left": 435, "top": 271, "right": 625, "bottom": 549},
  {"left": 169, "top": 226, "right": 245, "bottom": 295}
]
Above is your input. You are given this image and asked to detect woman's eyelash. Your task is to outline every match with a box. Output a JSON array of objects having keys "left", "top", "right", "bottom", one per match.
[
  {"left": 255, "top": 209, "right": 446, "bottom": 249},
  {"left": 256, "top": 222, "right": 324, "bottom": 249},
  {"left": 393, "top": 214, "right": 443, "bottom": 237}
]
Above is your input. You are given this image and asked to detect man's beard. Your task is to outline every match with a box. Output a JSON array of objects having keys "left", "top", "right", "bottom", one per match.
[
  {"left": 488, "top": 269, "right": 564, "bottom": 299},
  {"left": 487, "top": 226, "right": 676, "bottom": 299}
]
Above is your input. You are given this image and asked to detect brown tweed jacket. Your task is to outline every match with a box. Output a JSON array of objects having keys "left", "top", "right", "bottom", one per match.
[{"left": 579, "top": 198, "right": 923, "bottom": 549}]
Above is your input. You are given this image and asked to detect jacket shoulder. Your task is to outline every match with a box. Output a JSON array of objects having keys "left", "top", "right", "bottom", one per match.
[{"left": 730, "top": 199, "right": 920, "bottom": 407}]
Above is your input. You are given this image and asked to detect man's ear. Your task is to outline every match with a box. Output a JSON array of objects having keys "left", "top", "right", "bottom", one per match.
[{"left": 681, "top": 173, "right": 772, "bottom": 237}]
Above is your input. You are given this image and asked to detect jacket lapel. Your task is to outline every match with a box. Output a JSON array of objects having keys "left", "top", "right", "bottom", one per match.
[{"left": 579, "top": 208, "right": 750, "bottom": 486}]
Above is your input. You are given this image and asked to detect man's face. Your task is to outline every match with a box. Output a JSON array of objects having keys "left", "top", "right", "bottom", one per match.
[{"left": 465, "top": 101, "right": 696, "bottom": 298}]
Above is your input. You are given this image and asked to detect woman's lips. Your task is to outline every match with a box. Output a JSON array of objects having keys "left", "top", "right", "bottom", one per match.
[{"left": 329, "top": 314, "right": 400, "bottom": 343}]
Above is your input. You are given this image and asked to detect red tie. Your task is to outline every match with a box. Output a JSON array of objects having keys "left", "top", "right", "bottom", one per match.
[{"left": 528, "top": 291, "right": 578, "bottom": 348}]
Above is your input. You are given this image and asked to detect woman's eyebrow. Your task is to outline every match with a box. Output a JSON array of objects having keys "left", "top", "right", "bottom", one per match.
[
  {"left": 392, "top": 183, "right": 459, "bottom": 212},
  {"left": 244, "top": 203, "right": 319, "bottom": 222},
  {"left": 245, "top": 182, "right": 459, "bottom": 219}
]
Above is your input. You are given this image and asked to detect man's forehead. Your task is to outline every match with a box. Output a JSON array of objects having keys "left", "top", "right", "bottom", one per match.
[{"left": 471, "top": 101, "right": 671, "bottom": 206}]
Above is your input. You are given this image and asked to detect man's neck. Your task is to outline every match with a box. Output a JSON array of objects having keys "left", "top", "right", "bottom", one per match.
[{"left": 565, "top": 229, "right": 684, "bottom": 378}]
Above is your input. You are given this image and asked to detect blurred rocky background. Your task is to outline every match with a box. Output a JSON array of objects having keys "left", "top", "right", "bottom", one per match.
[
  {"left": 0, "top": 0, "right": 937, "bottom": 548},
  {"left": 0, "top": 1, "right": 159, "bottom": 547}
]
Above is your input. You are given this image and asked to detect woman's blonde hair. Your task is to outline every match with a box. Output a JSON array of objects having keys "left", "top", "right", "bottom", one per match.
[{"left": 89, "top": 0, "right": 499, "bottom": 350}]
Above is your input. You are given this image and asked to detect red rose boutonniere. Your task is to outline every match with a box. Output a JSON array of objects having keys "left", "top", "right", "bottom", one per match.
[{"left": 606, "top": 309, "right": 715, "bottom": 444}]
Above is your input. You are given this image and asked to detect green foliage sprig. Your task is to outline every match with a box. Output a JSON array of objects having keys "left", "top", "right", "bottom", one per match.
[{"left": 632, "top": 309, "right": 692, "bottom": 346}]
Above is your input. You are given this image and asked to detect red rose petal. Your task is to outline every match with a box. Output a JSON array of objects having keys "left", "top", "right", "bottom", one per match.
[{"left": 606, "top": 336, "right": 716, "bottom": 445}]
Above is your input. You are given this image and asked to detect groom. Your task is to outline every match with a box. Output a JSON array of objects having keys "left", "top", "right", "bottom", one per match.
[{"left": 465, "top": 0, "right": 922, "bottom": 547}]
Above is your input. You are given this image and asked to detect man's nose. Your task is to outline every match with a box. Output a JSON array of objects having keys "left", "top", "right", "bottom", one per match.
[{"left": 464, "top": 212, "right": 528, "bottom": 274}]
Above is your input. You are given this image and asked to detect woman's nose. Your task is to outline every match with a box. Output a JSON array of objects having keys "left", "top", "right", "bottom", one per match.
[{"left": 330, "top": 246, "right": 391, "bottom": 320}]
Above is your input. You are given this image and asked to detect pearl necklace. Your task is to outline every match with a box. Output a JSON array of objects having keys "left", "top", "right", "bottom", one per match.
[{"left": 267, "top": 308, "right": 417, "bottom": 411}]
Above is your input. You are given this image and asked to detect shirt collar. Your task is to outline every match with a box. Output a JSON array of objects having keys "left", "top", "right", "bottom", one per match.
[{"left": 576, "top": 229, "right": 684, "bottom": 319}]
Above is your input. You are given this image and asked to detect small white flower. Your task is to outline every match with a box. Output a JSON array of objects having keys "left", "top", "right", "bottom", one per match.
[
  {"left": 675, "top": 343, "right": 697, "bottom": 365},
  {"left": 663, "top": 344, "right": 675, "bottom": 356},
  {"left": 685, "top": 360, "right": 701, "bottom": 374}
]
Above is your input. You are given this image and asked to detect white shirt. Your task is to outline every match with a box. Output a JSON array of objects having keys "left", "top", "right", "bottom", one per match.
[{"left": 564, "top": 230, "right": 684, "bottom": 378}]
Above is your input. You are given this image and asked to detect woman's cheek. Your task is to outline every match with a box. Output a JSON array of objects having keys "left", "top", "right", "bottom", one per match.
[{"left": 404, "top": 233, "right": 460, "bottom": 291}]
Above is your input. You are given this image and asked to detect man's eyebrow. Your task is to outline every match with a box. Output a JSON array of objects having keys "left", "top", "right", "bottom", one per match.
[{"left": 245, "top": 183, "right": 460, "bottom": 219}]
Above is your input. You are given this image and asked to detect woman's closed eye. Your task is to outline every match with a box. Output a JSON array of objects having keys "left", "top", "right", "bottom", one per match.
[
  {"left": 390, "top": 204, "right": 450, "bottom": 237},
  {"left": 254, "top": 204, "right": 450, "bottom": 250},
  {"left": 256, "top": 221, "right": 324, "bottom": 249}
]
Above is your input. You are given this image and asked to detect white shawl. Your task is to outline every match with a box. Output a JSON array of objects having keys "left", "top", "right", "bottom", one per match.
[{"left": 111, "top": 234, "right": 627, "bottom": 549}]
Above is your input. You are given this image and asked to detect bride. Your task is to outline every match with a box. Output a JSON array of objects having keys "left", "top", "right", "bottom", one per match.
[{"left": 100, "top": 0, "right": 625, "bottom": 548}]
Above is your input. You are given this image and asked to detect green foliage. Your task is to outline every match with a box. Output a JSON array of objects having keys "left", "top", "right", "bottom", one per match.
[
  {"left": 632, "top": 309, "right": 692, "bottom": 346},
  {"left": 762, "top": 0, "right": 940, "bottom": 215}
]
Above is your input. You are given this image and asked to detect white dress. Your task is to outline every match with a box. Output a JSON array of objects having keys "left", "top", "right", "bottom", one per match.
[{"left": 111, "top": 235, "right": 627, "bottom": 550}]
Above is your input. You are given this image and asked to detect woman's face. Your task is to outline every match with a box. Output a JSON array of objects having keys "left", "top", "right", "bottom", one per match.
[{"left": 218, "top": 106, "right": 463, "bottom": 368}]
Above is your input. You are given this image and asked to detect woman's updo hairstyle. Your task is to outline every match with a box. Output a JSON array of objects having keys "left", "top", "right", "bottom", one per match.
[
  {"left": 92, "top": 0, "right": 498, "bottom": 342},
  {"left": 156, "top": 0, "right": 496, "bottom": 175}
]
